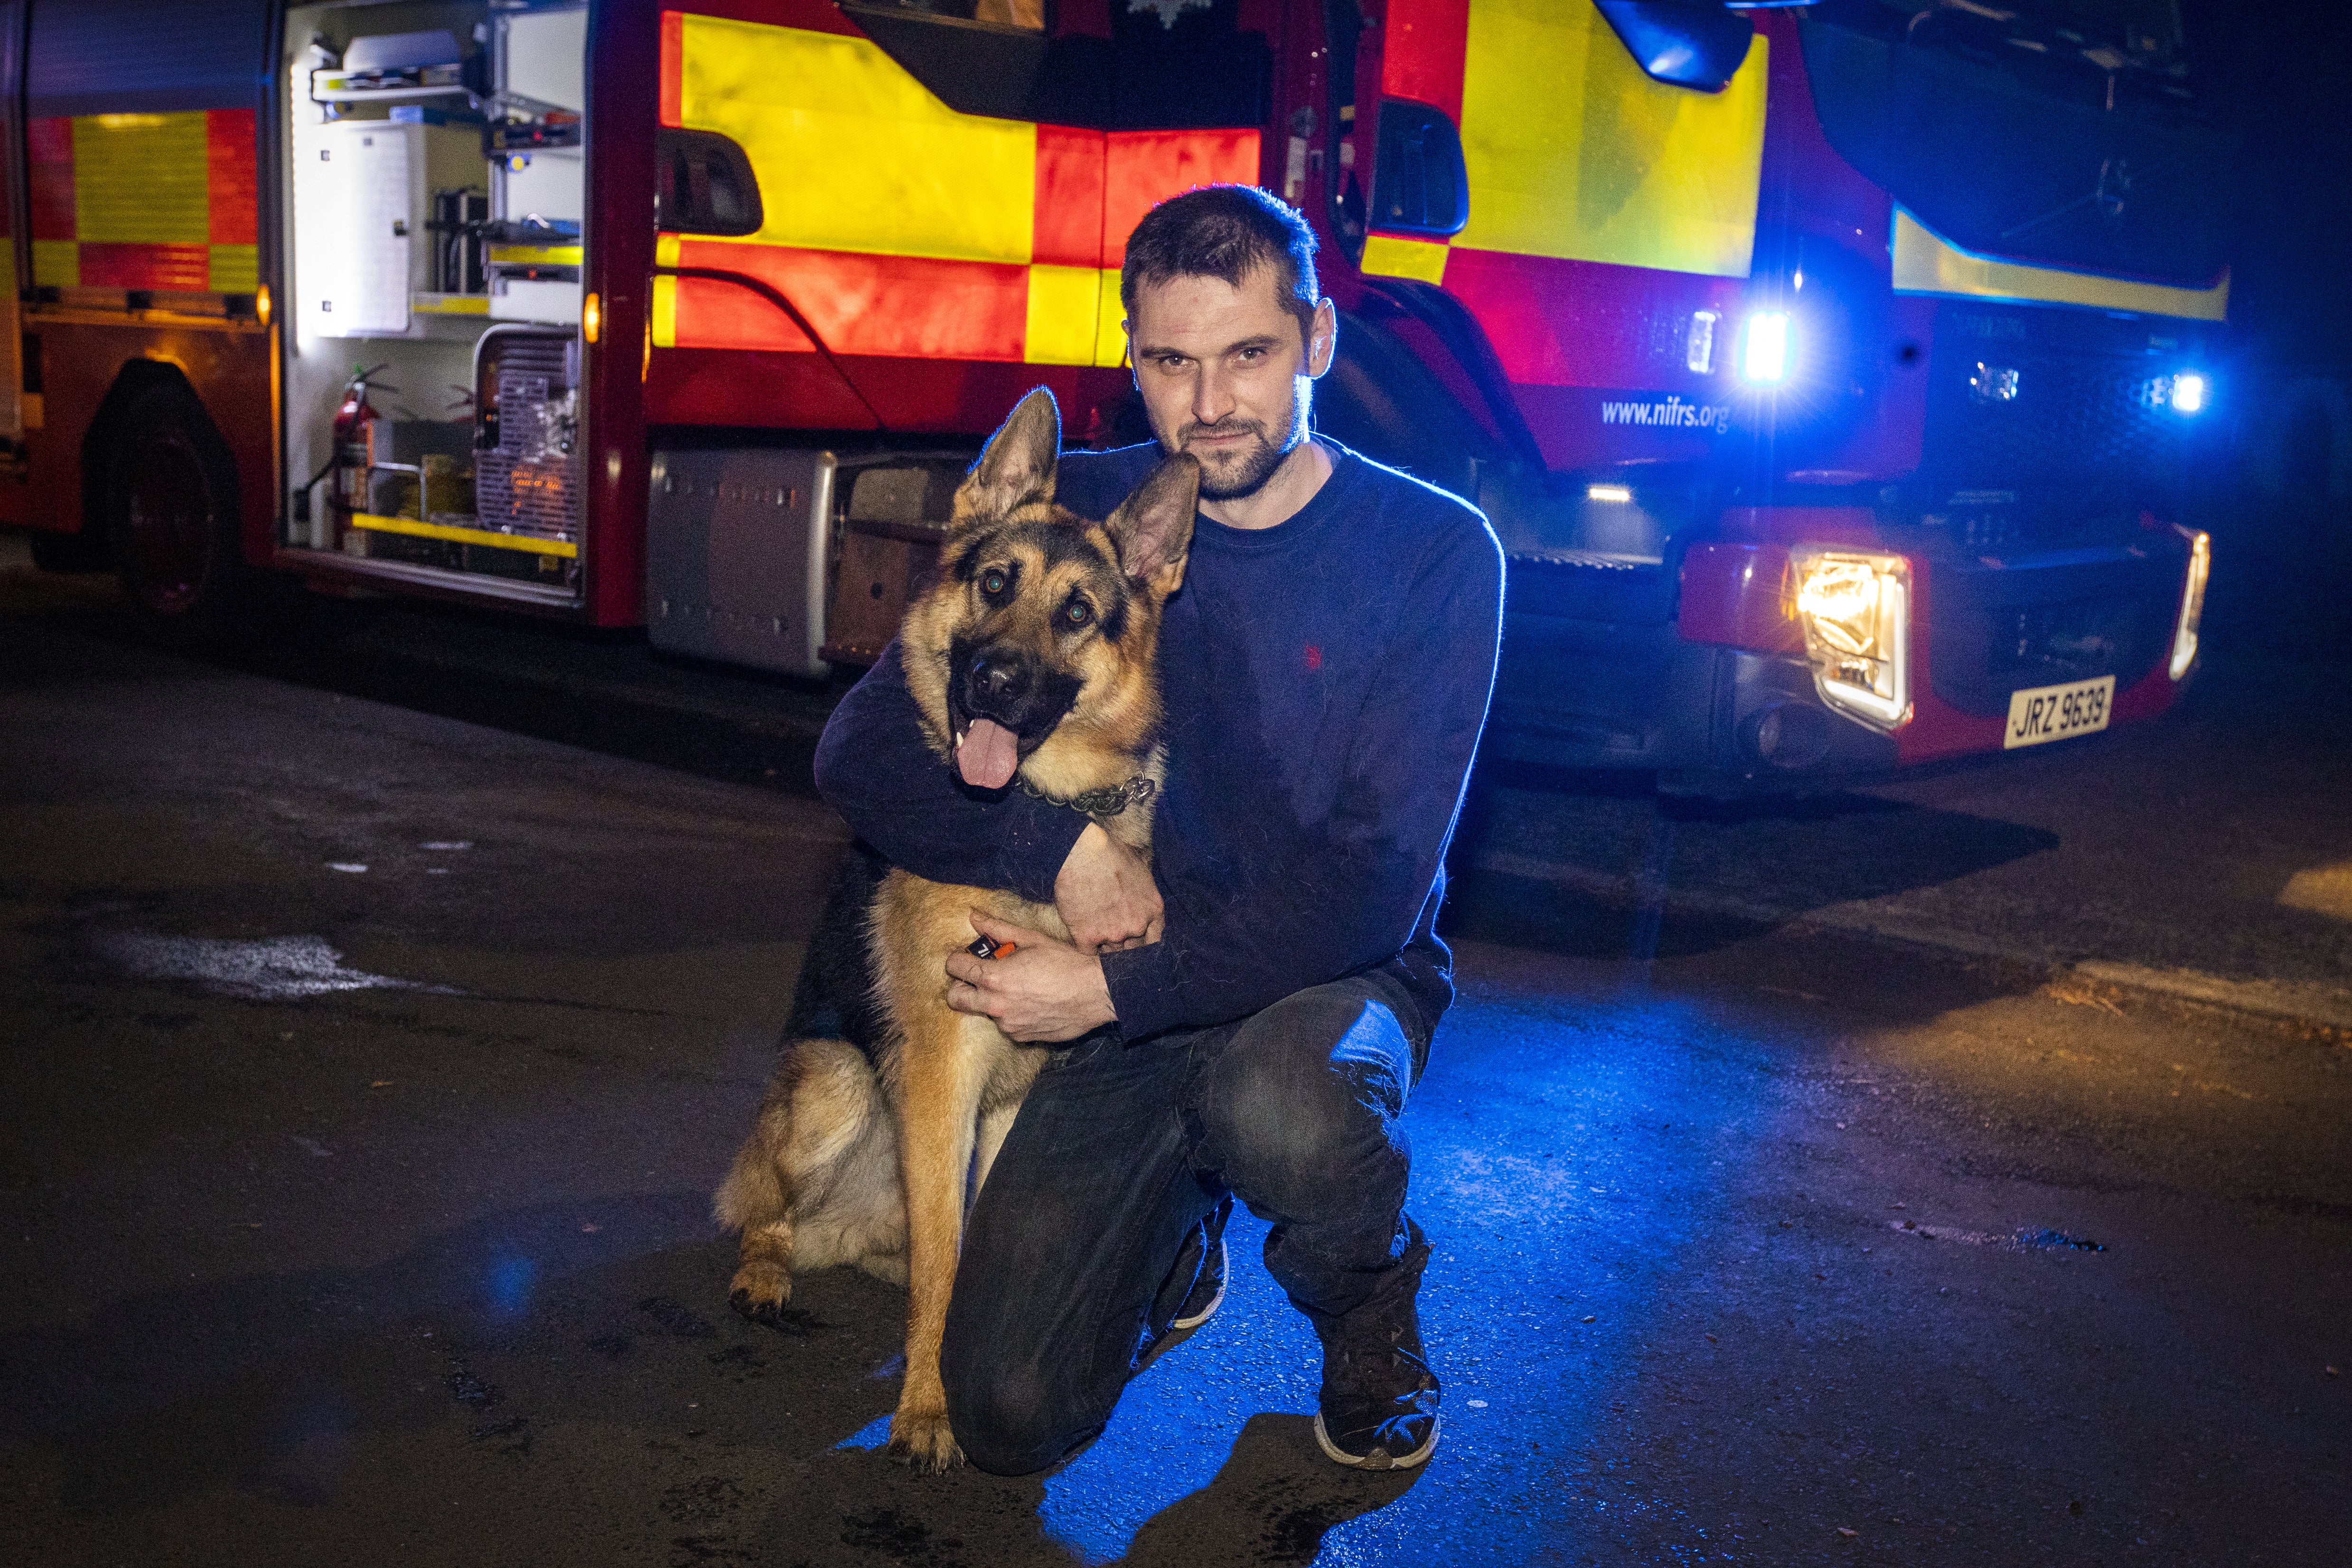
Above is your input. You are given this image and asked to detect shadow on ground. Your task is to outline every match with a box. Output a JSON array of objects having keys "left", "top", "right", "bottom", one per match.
[
  {"left": 1443, "top": 759, "right": 2061, "bottom": 964},
  {"left": 0, "top": 552, "right": 838, "bottom": 798},
  {"left": 0, "top": 1186, "right": 1433, "bottom": 1568},
  {"left": 1105, "top": 1416, "right": 1420, "bottom": 1566}
]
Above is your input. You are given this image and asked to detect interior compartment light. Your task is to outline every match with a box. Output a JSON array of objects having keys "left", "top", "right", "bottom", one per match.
[
  {"left": 1789, "top": 545, "right": 1912, "bottom": 731},
  {"left": 2170, "top": 372, "right": 2207, "bottom": 414},
  {"left": 1586, "top": 483, "right": 1632, "bottom": 503},
  {"left": 2169, "top": 530, "right": 2211, "bottom": 679},
  {"left": 1741, "top": 310, "right": 1790, "bottom": 385}
]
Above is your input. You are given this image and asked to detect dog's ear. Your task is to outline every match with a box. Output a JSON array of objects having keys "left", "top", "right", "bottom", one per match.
[
  {"left": 955, "top": 387, "right": 1060, "bottom": 526},
  {"left": 1106, "top": 453, "right": 1199, "bottom": 599}
]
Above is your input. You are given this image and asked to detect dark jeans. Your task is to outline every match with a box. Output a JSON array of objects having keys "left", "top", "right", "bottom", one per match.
[{"left": 939, "top": 968, "right": 1434, "bottom": 1476}]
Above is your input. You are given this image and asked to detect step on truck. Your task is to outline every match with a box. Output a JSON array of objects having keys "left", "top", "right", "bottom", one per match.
[{"left": 0, "top": 0, "right": 2224, "bottom": 793}]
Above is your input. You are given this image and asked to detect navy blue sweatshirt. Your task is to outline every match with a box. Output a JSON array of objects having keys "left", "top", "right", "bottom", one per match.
[{"left": 813, "top": 440, "right": 1504, "bottom": 1042}]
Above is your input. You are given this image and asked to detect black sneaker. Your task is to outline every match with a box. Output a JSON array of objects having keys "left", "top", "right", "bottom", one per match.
[
  {"left": 1169, "top": 1231, "right": 1228, "bottom": 1331},
  {"left": 1311, "top": 1223, "right": 1440, "bottom": 1470},
  {"left": 1134, "top": 1200, "right": 1230, "bottom": 1374},
  {"left": 1313, "top": 1309, "right": 1441, "bottom": 1469}
]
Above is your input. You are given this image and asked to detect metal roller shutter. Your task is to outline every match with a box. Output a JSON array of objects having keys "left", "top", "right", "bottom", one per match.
[{"left": 28, "top": 0, "right": 269, "bottom": 118}]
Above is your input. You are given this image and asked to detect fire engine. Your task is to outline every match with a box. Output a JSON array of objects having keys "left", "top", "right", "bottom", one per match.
[{"left": 1, "top": 0, "right": 2225, "bottom": 792}]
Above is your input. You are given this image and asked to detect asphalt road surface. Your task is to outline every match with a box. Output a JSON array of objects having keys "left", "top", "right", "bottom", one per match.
[{"left": 3, "top": 545, "right": 2347, "bottom": 1566}]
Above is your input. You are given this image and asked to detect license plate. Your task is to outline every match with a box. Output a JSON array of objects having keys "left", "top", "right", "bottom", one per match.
[{"left": 2004, "top": 675, "right": 2116, "bottom": 750}]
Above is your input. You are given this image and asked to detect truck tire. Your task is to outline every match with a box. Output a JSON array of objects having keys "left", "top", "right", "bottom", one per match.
[{"left": 101, "top": 380, "right": 245, "bottom": 648}]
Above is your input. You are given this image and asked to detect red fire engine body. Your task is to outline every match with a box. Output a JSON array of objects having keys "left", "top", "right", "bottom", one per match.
[{"left": 0, "top": 0, "right": 2223, "bottom": 791}]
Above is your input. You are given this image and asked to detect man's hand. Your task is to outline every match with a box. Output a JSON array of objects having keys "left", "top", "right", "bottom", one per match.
[
  {"left": 946, "top": 911, "right": 1117, "bottom": 1043},
  {"left": 1055, "top": 822, "right": 1163, "bottom": 955}
]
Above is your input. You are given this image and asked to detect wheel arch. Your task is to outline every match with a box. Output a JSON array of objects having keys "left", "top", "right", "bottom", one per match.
[
  {"left": 1313, "top": 279, "right": 1541, "bottom": 503},
  {"left": 80, "top": 358, "right": 237, "bottom": 540},
  {"left": 93, "top": 359, "right": 255, "bottom": 644}
]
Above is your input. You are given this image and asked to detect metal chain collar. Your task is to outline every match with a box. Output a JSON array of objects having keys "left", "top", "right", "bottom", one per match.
[{"left": 1016, "top": 773, "right": 1157, "bottom": 821}]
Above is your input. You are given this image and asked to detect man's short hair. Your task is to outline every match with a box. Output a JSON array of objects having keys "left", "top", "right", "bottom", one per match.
[{"left": 1120, "top": 185, "right": 1320, "bottom": 340}]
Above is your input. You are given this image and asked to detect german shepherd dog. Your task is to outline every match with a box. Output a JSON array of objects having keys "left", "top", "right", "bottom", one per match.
[{"left": 715, "top": 388, "right": 1199, "bottom": 1470}]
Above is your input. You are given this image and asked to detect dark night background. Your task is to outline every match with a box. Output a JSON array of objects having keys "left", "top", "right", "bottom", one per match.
[{"left": 2177, "top": 0, "right": 2352, "bottom": 657}]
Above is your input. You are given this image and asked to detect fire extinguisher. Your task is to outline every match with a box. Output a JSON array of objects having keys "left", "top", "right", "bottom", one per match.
[{"left": 330, "top": 364, "right": 393, "bottom": 517}]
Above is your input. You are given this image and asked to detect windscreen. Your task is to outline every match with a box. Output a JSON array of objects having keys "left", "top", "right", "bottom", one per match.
[{"left": 1799, "top": 0, "right": 2229, "bottom": 287}]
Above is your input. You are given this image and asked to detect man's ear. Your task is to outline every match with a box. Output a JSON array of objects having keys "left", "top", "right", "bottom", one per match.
[
  {"left": 1305, "top": 298, "right": 1337, "bottom": 379},
  {"left": 955, "top": 386, "right": 1060, "bottom": 526},
  {"left": 1106, "top": 453, "right": 1199, "bottom": 599}
]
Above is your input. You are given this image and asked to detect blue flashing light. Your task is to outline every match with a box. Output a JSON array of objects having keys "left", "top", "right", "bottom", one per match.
[
  {"left": 1741, "top": 310, "right": 1791, "bottom": 385},
  {"left": 2170, "top": 372, "right": 2207, "bottom": 415}
]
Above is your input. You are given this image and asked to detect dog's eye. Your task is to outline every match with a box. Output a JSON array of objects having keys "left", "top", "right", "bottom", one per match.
[
  {"left": 980, "top": 569, "right": 1009, "bottom": 598},
  {"left": 1062, "top": 600, "right": 1093, "bottom": 629}
]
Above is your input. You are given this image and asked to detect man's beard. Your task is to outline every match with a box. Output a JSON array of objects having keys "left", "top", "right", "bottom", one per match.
[{"left": 1168, "top": 379, "right": 1311, "bottom": 501}]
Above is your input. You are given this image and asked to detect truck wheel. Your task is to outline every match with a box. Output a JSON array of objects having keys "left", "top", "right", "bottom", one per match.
[{"left": 102, "top": 382, "right": 244, "bottom": 648}]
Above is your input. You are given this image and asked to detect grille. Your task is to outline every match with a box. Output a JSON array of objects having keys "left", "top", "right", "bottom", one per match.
[
  {"left": 1930, "top": 494, "right": 2138, "bottom": 557},
  {"left": 1502, "top": 552, "right": 1671, "bottom": 624},
  {"left": 474, "top": 332, "right": 581, "bottom": 544},
  {"left": 1926, "top": 555, "right": 2175, "bottom": 715},
  {"left": 1925, "top": 356, "right": 2183, "bottom": 490}
]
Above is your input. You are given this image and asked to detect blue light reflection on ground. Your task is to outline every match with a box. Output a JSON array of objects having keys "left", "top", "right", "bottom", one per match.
[
  {"left": 1038, "top": 1206, "right": 1315, "bottom": 1563},
  {"left": 837, "top": 1414, "right": 895, "bottom": 1452},
  {"left": 1028, "top": 955, "right": 1768, "bottom": 1564},
  {"left": 488, "top": 1253, "right": 536, "bottom": 1318}
]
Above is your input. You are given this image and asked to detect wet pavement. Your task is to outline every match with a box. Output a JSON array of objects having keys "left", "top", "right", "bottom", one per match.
[
  {"left": 14, "top": 534, "right": 2348, "bottom": 1023},
  {"left": 1458, "top": 654, "right": 2352, "bottom": 1028},
  {"left": 3, "top": 546, "right": 2349, "bottom": 1565}
]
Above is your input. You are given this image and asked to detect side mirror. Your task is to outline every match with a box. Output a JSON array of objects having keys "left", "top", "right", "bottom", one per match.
[
  {"left": 1372, "top": 101, "right": 1469, "bottom": 237},
  {"left": 1594, "top": 0, "right": 1758, "bottom": 92},
  {"left": 654, "top": 129, "right": 763, "bottom": 237}
]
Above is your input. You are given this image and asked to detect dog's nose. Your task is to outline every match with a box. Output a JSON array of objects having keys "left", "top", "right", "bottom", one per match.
[{"left": 969, "top": 653, "right": 1029, "bottom": 705}]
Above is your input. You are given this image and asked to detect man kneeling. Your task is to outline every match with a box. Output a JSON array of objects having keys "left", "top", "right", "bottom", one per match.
[{"left": 813, "top": 185, "right": 1503, "bottom": 1473}]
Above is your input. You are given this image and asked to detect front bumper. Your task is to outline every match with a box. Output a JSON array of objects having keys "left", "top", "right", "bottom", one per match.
[
  {"left": 1483, "top": 526, "right": 2196, "bottom": 789},
  {"left": 1898, "top": 541, "right": 2188, "bottom": 765},
  {"left": 1482, "top": 591, "right": 1898, "bottom": 788}
]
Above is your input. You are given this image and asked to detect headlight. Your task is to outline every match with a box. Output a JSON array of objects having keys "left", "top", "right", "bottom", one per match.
[
  {"left": 1741, "top": 310, "right": 1791, "bottom": 385},
  {"left": 1790, "top": 546, "right": 1912, "bottom": 731},
  {"left": 2169, "top": 373, "right": 2207, "bottom": 415},
  {"left": 2169, "top": 530, "right": 2211, "bottom": 680}
]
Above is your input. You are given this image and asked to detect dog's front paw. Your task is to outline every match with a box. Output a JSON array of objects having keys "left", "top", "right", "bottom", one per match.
[
  {"left": 727, "top": 1260, "right": 794, "bottom": 1329},
  {"left": 886, "top": 1408, "right": 965, "bottom": 1473}
]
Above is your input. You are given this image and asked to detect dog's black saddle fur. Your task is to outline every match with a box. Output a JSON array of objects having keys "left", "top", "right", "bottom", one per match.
[{"left": 784, "top": 842, "right": 893, "bottom": 1060}]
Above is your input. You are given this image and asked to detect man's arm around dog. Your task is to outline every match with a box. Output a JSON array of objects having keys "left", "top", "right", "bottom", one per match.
[
  {"left": 815, "top": 644, "right": 1161, "bottom": 956},
  {"left": 818, "top": 445, "right": 1503, "bottom": 1044}
]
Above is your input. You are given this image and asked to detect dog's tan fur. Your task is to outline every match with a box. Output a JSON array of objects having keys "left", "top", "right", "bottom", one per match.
[{"left": 715, "top": 389, "right": 1198, "bottom": 1470}]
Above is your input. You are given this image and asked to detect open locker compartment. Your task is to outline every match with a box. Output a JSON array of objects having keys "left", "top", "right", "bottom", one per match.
[{"left": 279, "top": 0, "right": 588, "bottom": 600}]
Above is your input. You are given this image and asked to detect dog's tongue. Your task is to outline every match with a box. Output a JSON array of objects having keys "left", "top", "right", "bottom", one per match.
[{"left": 956, "top": 718, "right": 1020, "bottom": 789}]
